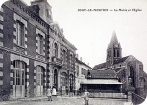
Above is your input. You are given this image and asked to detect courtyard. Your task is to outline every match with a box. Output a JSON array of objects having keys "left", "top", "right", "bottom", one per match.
[{"left": 0, "top": 96, "right": 131, "bottom": 105}]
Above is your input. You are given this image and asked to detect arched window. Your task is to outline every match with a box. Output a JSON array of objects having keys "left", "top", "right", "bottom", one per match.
[
  {"left": 54, "top": 43, "right": 58, "bottom": 57},
  {"left": 63, "top": 50, "right": 66, "bottom": 63},
  {"left": 129, "top": 66, "right": 134, "bottom": 86},
  {"left": 108, "top": 51, "right": 111, "bottom": 57},
  {"left": 113, "top": 49, "right": 116, "bottom": 57},
  {"left": 117, "top": 50, "right": 119, "bottom": 57}
]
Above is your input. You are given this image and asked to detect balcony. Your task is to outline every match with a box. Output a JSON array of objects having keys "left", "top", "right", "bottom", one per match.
[{"left": 51, "top": 56, "right": 63, "bottom": 68}]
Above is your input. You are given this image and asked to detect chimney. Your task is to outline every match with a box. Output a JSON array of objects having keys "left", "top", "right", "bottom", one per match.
[
  {"left": 80, "top": 57, "right": 82, "bottom": 61},
  {"left": 76, "top": 54, "right": 79, "bottom": 59}
]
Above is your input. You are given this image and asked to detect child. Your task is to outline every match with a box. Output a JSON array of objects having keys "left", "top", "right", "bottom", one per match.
[
  {"left": 82, "top": 89, "right": 89, "bottom": 105},
  {"left": 47, "top": 87, "right": 52, "bottom": 101}
]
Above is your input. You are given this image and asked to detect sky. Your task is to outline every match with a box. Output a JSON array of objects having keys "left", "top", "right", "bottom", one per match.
[{"left": 0, "top": 0, "right": 147, "bottom": 70}]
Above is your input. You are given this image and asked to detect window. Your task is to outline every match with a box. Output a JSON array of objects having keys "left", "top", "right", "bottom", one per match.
[
  {"left": 38, "top": 34, "right": 43, "bottom": 54},
  {"left": 69, "top": 74, "right": 74, "bottom": 92},
  {"left": 139, "top": 65, "right": 143, "bottom": 71},
  {"left": 36, "top": 66, "right": 43, "bottom": 86},
  {"left": 13, "top": 61, "right": 26, "bottom": 85},
  {"left": 76, "top": 66, "right": 79, "bottom": 76},
  {"left": 129, "top": 66, "right": 135, "bottom": 86},
  {"left": 140, "top": 77, "right": 144, "bottom": 87},
  {"left": 117, "top": 50, "right": 119, "bottom": 57},
  {"left": 46, "top": 9, "right": 49, "bottom": 17},
  {"left": 46, "top": 9, "right": 51, "bottom": 18},
  {"left": 54, "top": 69, "right": 58, "bottom": 89},
  {"left": 63, "top": 50, "right": 66, "bottom": 63},
  {"left": 54, "top": 43, "right": 58, "bottom": 57},
  {"left": 61, "top": 72, "right": 67, "bottom": 86},
  {"left": 70, "top": 54, "right": 72, "bottom": 67},
  {"left": 114, "top": 49, "right": 116, "bottom": 57},
  {"left": 107, "top": 50, "right": 111, "bottom": 58},
  {"left": 81, "top": 68, "right": 84, "bottom": 74},
  {"left": 16, "top": 21, "right": 25, "bottom": 46}
]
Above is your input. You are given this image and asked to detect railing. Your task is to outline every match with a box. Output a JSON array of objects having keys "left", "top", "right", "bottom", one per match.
[
  {"left": 52, "top": 56, "right": 63, "bottom": 67},
  {"left": 88, "top": 92, "right": 127, "bottom": 99},
  {"left": 87, "top": 89, "right": 120, "bottom": 93}
]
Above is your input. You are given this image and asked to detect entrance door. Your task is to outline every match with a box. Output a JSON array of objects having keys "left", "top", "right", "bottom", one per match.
[
  {"left": 54, "top": 69, "right": 58, "bottom": 90},
  {"left": 36, "top": 66, "right": 43, "bottom": 96},
  {"left": 13, "top": 61, "right": 25, "bottom": 98},
  {"left": 69, "top": 74, "right": 74, "bottom": 92}
]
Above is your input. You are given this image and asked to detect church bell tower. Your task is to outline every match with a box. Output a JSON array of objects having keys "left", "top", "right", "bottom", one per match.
[{"left": 106, "top": 31, "right": 122, "bottom": 67}]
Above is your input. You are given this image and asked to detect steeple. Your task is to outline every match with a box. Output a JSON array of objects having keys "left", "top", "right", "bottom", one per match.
[
  {"left": 106, "top": 31, "right": 122, "bottom": 67},
  {"left": 108, "top": 31, "right": 118, "bottom": 49}
]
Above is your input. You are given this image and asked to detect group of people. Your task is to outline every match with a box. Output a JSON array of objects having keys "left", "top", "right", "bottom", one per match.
[
  {"left": 47, "top": 86, "right": 56, "bottom": 101},
  {"left": 47, "top": 86, "right": 90, "bottom": 105}
]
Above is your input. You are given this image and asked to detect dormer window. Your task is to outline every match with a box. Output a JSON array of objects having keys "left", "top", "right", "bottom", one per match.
[{"left": 87, "top": 71, "right": 91, "bottom": 79}]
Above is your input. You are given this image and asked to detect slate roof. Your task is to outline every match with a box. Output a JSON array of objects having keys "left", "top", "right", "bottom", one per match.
[
  {"left": 76, "top": 58, "right": 92, "bottom": 69},
  {"left": 89, "top": 69, "right": 117, "bottom": 79},
  {"left": 114, "top": 68, "right": 123, "bottom": 72},
  {"left": 93, "top": 56, "right": 130, "bottom": 70},
  {"left": 93, "top": 62, "right": 107, "bottom": 70},
  {"left": 114, "top": 56, "right": 129, "bottom": 64}
]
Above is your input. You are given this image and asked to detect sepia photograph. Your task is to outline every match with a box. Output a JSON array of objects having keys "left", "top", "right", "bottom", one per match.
[{"left": 0, "top": 0, "right": 147, "bottom": 105}]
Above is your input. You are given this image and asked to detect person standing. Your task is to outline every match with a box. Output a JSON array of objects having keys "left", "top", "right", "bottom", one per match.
[
  {"left": 82, "top": 89, "right": 89, "bottom": 105},
  {"left": 47, "top": 87, "right": 52, "bottom": 101},
  {"left": 66, "top": 86, "right": 68, "bottom": 95},
  {"left": 52, "top": 86, "right": 57, "bottom": 96}
]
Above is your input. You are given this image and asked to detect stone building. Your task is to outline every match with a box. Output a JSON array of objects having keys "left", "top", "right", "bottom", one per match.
[
  {"left": 75, "top": 56, "right": 92, "bottom": 91},
  {"left": 49, "top": 22, "right": 77, "bottom": 93},
  {"left": 0, "top": 0, "right": 77, "bottom": 100}
]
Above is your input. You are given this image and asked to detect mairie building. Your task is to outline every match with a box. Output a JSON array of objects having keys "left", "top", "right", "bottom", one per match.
[{"left": 0, "top": 0, "right": 77, "bottom": 100}]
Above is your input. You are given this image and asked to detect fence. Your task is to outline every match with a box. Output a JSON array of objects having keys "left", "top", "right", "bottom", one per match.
[{"left": 88, "top": 92, "right": 127, "bottom": 99}]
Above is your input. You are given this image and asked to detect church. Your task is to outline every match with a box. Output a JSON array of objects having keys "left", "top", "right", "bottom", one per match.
[{"left": 81, "top": 31, "right": 147, "bottom": 103}]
